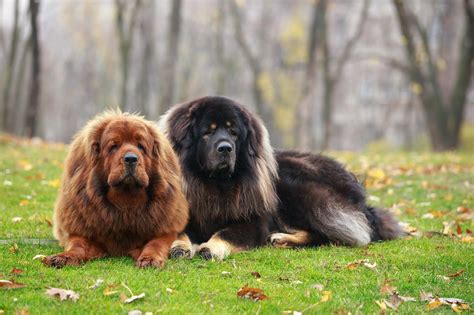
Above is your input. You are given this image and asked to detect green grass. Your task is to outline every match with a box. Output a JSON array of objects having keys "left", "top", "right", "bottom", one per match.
[{"left": 0, "top": 135, "right": 473, "bottom": 314}]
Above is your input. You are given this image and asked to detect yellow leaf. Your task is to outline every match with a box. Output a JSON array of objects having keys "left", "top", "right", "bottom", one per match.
[
  {"left": 18, "top": 160, "right": 33, "bottom": 171},
  {"left": 48, "top": 179, "right": 61, "bottom": 188},
  {"left": 367, "top": 168, "right": 386, "bottom": 180},
  {"left": 375, "top": 300, "right": 387, "bottom": 311},
  {"left": 427, "top": 299, "right": 443, "bottom": 310},
  {"left": 320, "top": 290, "right": 332, "bottom": 302},
  {"left": 19, "top": 200, "right": 29, "bottom": 206}
]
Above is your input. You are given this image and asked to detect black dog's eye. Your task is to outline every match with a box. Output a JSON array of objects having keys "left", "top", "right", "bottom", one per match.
[
  {"left": 138, "top": 143, "right": 146, "bottom": 153},
  {"left": 109, "top": 144, "right": 118, "bottom": 153},
  {"left": 203, "top": 130, "right": 214, "bottom": 137},
  {"left": 229, "top": 129, "right": 238, "bottom": 137}
]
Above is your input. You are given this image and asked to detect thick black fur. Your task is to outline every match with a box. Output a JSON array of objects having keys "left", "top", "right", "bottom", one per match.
[{"left": 162, "top": 96, "right": 403, "bottom": 258}]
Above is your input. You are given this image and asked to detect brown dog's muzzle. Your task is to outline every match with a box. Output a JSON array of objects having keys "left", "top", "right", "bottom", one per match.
[{"left": 123, "top": 152, "right": 138, "bottom": 174}]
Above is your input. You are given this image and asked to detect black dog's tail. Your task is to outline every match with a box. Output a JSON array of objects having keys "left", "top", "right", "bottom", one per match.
[{"left": 364, "top": 206, "right": 405, "bottom": 241}]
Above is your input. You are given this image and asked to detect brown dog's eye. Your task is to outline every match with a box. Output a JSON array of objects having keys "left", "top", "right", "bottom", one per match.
[
  {"left": 109, "top": 144, "right": 118, "bottom": 153},
  {"left": 138, "top": 143, "right": 146, "bottom": 153}
]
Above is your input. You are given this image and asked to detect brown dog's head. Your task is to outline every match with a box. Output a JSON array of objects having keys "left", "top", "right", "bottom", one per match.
[{"left": 78, "top": 110, "right": 170, "bottom": 195}]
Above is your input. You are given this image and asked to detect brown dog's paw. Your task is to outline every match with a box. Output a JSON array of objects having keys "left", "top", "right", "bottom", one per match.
[
  {"left": 42, "top": 253, "right": 83, "bottom": 268},
  {"left": 136, "top": 255, "right": 165, "bottom": 268}
]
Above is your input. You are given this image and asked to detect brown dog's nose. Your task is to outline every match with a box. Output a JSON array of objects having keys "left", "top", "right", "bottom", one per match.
[{"left": 124, "top": 153, "right": 138, "bottom": 165}]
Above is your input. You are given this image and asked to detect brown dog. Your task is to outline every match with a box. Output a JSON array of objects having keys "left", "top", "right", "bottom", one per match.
[{"left": 43, "top": 110, "right": 188, "bottom": 268}]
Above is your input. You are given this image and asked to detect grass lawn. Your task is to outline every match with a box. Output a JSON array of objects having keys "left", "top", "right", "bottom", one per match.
[{"left": 0, "top": 134, "right": 473, "bottom": 314}]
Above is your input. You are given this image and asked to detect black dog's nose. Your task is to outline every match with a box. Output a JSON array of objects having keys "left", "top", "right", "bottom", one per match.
[
  {"left": 217, "top": 142, "right": 233, "bottom": 153},
  {"left": 123, "top": 153, "right": 138, "bottom": 165}
]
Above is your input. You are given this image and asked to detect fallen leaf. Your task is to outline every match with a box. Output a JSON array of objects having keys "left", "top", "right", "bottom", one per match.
[
  {"left": 10, "top": 268, "right": 23, "bottom": 275},
  {"left": 128, "top": 311, "right": 142, "bottom": 315},
  {"left": 88, "top": 278, "right": 104, "bottom": 290},
  {"left": 380, "top": 278, "right": 395, "bottom": 295},
  {"left": 448, "top": 269, "right": 465, "bottom": 279},
  {"left": 363, "top": 261, "right": 377, "bottom": 270},
  {"left": 237, "top": 285, "right": 268, "bottom": 301},
  {"left": 124, "top": 293, "right": 145, "bottom": 304},
  {"left": 320, "top": 291, "right": 332, "bottom": 302},
  {"left": 251, "top": 271, "right": 261, "bottom": 279},
  {"left": 19, "top": 200, "right": 29, "bottom": 206},
  {"left": 18, "top": 160, "right": 33, "bottom": 171},
  {"left": 103, "top": 285, "right": 119, "bottom": 296},
  {"left": 420, "top": 291, "right": 434, "bottom": 301},
  {"left": 12, "top": 217, "right": 22, "bottom": 223},
  {"left": 9, "top": 243, "right": 19, "bottom": 254},
  {"left": 32, "top": 254, "right": 46, "bottom": 261},
  {"left": 221, "top": 271, "right": 231, "bottom": 276},
  {"left": 166, "top": 288, "right": 173, "bottom": 294},
  {"left": 0, "top": 279, "right": 26, "bottom": 289},
  {"left": 346, "top": 259, "right": 376, "bottom": 270},
  {"left": 427, "top": 298, "right": 443, "bottom": 310},
  {"left": 48, "top": 179, "right": 61, "bottom": 188},
  {"left": 46, "top": 288, "right": 79, "bottom": 302},
  {"left": 375, "top": 300, "right": 387, "bottom": 313}
]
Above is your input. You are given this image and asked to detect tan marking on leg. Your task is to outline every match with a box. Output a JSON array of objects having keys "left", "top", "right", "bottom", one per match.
[
  {"left": 269, "top": 230, "right": 312, "bottom": 248},
  {"left": 170, "top": 233, "right": 194, "bottom": 259},
  {"left": 198, "top": 234, "right": 240, "bottom": 260}
]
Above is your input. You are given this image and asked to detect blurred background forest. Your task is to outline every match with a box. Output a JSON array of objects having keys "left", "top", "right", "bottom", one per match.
[{"left": 0, "top": 0, "right": 473, "bottom": 151}]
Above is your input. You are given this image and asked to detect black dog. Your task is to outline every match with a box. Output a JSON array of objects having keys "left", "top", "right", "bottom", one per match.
[{"left": 160, "top": 96, "right": 403, "bottom": 260}]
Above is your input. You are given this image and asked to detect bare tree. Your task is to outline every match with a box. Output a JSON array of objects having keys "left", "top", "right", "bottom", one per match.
[
  {"left": 160, "top": 0, "right": 183, "bottom": 111},
  {"left": 115, "top": 0, "right": 141, "bottom": 111},
  {"left": 214, "top": 0, "right": 227, "bottom": 95},
  {"left": 229, "top": 0, "right": 281, "bottom": 145},
  {"left": 392, "top": 0, "right": 474, "bottom": 151},
  {"left": 24, "top": 0, "right": 40, "bottom": 137},
  {"left": 135, "top": 0, "right": 155, "bottom": 116},
  {"left": 1, "top": 0, "right": 20, "bottom": 131},
  {"left": 296, "top": 0, "right": 327, "bottom": 149},
  {"left": 320, "top": 0, "right": 371, "bottom": 150}
]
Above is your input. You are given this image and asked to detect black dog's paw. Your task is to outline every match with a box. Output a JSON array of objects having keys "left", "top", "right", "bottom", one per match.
[
  {"left": 198, "top": 247, "right": 214, "bottom": 260},
  {"left": 170, "top": 246, "right": 191, "bottom": 259}
]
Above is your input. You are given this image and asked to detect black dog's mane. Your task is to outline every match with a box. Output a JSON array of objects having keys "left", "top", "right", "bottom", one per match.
[{"left": 160, "top": 96, "right": 279, "bottom": 229}]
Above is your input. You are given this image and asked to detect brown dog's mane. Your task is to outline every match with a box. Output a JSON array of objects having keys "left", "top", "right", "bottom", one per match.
[
  {"left": 159, "top": 97, "right": 279, "bottom": 227},
  {"left": 54, "top": 110, "right": 188, "bottom": 255}
]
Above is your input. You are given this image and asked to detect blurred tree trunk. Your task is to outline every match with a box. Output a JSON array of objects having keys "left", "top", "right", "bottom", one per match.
[
  {"left": 1, "top": 0, "right": 20, "bottom": 131},
  {"left": 229, "top": 0, "right": 281, "bottom": 146},
  {"left": 297, "top": 0, "right": 326, "bottom": 150},
  {"left": 24, "top": 0, "right": 40, "bottom": 138},
  {"left": 135, "top": 0, "right": 155, "bottom": 116},
  {"left": 320, "top": 0, "right": 370, "bottom": 150},
  {"left": 392, "top": 0, "right": 474, "bottom": 151},
  {"left": 160, "top": 0, "right": 183, "bottom": 112},
  {"left": 215, "top": 0, "right": 226, "bottom": 95},
  {"left": 115, "top": 0, "right": 141, "bottom": 111}
]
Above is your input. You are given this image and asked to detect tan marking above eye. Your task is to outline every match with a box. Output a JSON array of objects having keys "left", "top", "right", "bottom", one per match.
[
  {"left": 226, "top": 121, "right": 232, "bottom": 127},
  {"left": 210, "top": 123, "right": 217, "bottom": 130}
]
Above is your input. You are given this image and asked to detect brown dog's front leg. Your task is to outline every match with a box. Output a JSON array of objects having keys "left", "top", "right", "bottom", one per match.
[
  {"left": 136, "top": 233, "right": 177, "bottom": 268},
  {"left": 43, "top": 236, "right": 106, "bottom": 268}
]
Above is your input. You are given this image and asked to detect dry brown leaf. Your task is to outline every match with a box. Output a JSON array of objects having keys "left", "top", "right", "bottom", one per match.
[
  {"left": 380, "top": 278, "right": 395, "bottom": 295},
  {"left": 0, "top": 280, "right": 26, "bottom": 289},
  {"left": 9, "top": 243, "right": 19, "bottom": 254},
  {"left": 250, "top": 271, "right": 261, "bottom": 279},
  {"left": 10, "top": 268, "right": 23, "bottom": 275},
  {"left": 46, "top": 288, "right": 79, "bottom": 302},
  {"left": 448, "top": 269, "right": 465, "bottom": 279},
  {"left": 237, "top": 285, "right": 268, "bottom": 301}
]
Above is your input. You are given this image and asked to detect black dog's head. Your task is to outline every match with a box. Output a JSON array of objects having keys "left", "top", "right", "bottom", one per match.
[{"left": 162, "top": 96, "right": 261, "bottom": 180}]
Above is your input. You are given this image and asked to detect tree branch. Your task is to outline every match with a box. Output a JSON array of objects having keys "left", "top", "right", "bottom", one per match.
[{"left": 332, "top": 0, "right": 371, "bottom": 84}]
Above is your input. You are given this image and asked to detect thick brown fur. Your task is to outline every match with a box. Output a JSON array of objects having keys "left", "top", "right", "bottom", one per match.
[{"left": 44, "top": 110, "right": 188, "bottom": 268}]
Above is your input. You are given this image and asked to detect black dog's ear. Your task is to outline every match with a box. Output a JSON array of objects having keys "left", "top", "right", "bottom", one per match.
[
  {"left": 241, "top": 107, "right": 261, "bottom": 158},
  {"left": 164, "top": 98, "right": 204, "bottom": 152}
]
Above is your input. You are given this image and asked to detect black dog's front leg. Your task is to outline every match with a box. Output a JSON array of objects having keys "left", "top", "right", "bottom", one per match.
[{"left": 198, "top": 217, "right": 270, "bottom": 260}]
